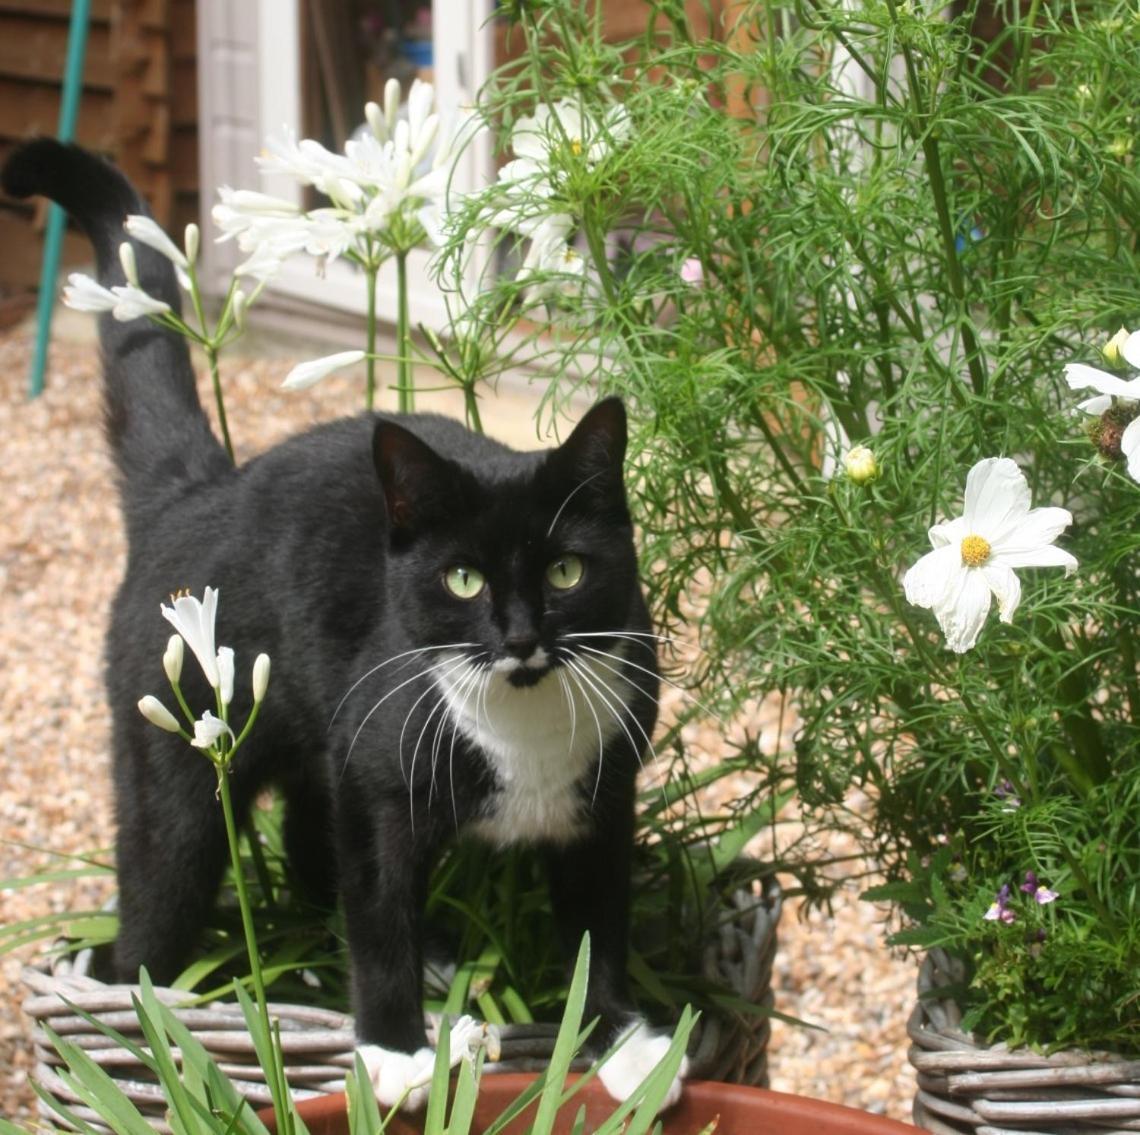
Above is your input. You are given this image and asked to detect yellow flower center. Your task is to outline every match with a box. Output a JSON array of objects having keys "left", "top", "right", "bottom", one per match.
[
  {"left": 960, "top": 534, "right": 992, "bottom": 567},
  {"left": 568, "top": 138, "right": 583, "bottom": 157}
]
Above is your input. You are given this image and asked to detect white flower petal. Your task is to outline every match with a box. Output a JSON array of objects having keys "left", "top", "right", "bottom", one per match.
[
  {"left": 993, "top": 506, "right": 1073, "bottom": 558},
  {"left": 928, "top": 517, "right": 967, "bottom": 549},
  {"left": 1122, "top": 330, "right": 1140, "bottom": 371},
  {"left": 1122, "top": 416, "right": 1140, "bottom": 483},
  {"left": 962, "top": 457, "right": 1030, "bottom": 541},
  {"left": 1075, "top": 394, "right": 1113, "bottom": 416},
  {"left": 110, "top": 285, "right": 171, "bottom": 321},
  {"left": 191, "top": 711, "right": 234, "bottom": 750},
  {"left": 936, "top": 567, "right": 993, "bottom": 653},
  {"left": 993, "top": 544, "right": 1078, "bottom": 574},
  {"left": 161, "top": 587, "right": 221, "bottom": 688},
  {"left": 124, "top": 214, "right": 188, "bottom": 269},
  {"left": 981, "top": 562, "right": 1022, "bottom": 624},
  {"left": 903, "top": 544, "right": 961, "bottom": 611},
  {"left": 62, "top": 273, "right": 117, "bottom": 313},
  {"left": 282, "top": 349, "right": 366, "bottom": 392},
  {"left": 1064, "top": 362, "right": 1140, "bottom": 399}
]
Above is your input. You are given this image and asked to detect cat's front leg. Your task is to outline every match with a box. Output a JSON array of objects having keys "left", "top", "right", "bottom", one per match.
[
  {"left": 545, "top": 808, "right": 689, "bottom": 1109},
  {"left": 337, "top": 791, "right": 438, "bottom": 1106}
]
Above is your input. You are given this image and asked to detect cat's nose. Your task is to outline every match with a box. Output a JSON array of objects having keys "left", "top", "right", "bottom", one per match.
[{"left": 503, "top": 632, "right": 540, "bottom": 660}]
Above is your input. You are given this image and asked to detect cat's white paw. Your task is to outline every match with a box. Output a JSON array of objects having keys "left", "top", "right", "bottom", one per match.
[
  {"left": 357, "top": 1018, "right": 500, "bottom": 1111},
  {"left": 597, "top": 1020, "right": 689, "bottom": 1111},
  {"left": 356, "top": 1043, "right": 437, "bottom": 1110}
]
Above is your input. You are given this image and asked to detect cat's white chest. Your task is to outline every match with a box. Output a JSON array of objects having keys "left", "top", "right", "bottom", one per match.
[{"left": 438, "top": 650, "right": 635, "bottom": 846}]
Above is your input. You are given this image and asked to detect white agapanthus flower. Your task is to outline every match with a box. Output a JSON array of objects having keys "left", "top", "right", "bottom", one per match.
[
  {"left": 124, "top": 214, "right": 189, "bottom": 269},
  {"left": 62, "top": 272, "right": 171, "bottom": 322},
  {"left": 191, "top": 710, "right": 235, "bottom": 750},
  {"left": 236, "top": 78, "right": 462, "bottom": 274},
  {"left": 161, "top": 586, "right": 221, "bottom": 688},
  {"left": 903, "top": 458, "right": 1077, "bottom": 653},
  {"left": 1063, "top": 330, "right": 1140, "bottom": 483},
  {"left": 282, "top": 349, "right": 367, "bottom": 392}
]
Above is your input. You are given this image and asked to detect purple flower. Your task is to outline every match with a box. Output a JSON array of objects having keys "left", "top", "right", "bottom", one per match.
[
  {"left": 983, "top": 883, "right": 1016, "bottom": 924},
  {"left": 994, "top": 780, "right": 1021, "bottom": 809},
  {"left": 1021, "top": 871, "right": 1058, "bottom": 904}
]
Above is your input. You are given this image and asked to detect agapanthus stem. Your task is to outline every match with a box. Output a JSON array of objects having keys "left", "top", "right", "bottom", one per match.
[
  {"left": 217, "top": 765, "right": 292, "bottom": 1133},
  {"left": 396, "top": 251, "right": 413, "bottom": 413},
  {"left": 206, "top": 345, "right": 235, "bottom": 463},
  {"left": 365, "top": 265, "right": 378, "bottom": 412}
]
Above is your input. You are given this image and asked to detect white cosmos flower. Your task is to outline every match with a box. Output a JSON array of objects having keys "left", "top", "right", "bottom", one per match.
[
  {"left": 282, "top": 349, "right": 367, "bottom": 392},
  {"left": 903, "top": 458, "right": 1077, "bottom": 653},
  {"left": 505, "top": 100, "right": 631, "bottom": 187},
  {"left": 191, "top": 711, "right": 234, "bottom": 750},
  {"left": 1063, "top": 335, "right": 1140, "bottom": 482},
  {"left": 161, "top": 586, "right": 221, "bottom": 688},
  {"left": 124, "top": 214, "right": 188, "bottom": 269}
]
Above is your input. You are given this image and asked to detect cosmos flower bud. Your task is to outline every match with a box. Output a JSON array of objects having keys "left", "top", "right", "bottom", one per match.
[
  {"left": 1102, "top": 326, "right": 1131, "bottom": 368},
  {"left": 138, "top": 695, "right": 181, "bottom": 733},
  {"left": 119, "top": 242, "right": 140, "bottom": 287},
  {"left": 253, "top": 653, "right": 271, "bottom": 703},
  {"left": 163, "top": 634, "right": 184, "bottom": 684},
  {"left": 843, "top": 445, "right": 879, "bottom": 485}
]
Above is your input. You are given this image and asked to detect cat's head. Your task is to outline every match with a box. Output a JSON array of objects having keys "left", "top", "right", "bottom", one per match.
[{"left": 371, "top": 398, "right": 645, "bottom": 687}]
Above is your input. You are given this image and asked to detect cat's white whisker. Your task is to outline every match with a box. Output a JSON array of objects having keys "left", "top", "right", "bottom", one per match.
[
  {"left": 556, "top": 668, "right": 578, "bottom": 760},
  {"left": 560, "top": 657, "right": 609, "bottom": 805},
  {"left": 400, "top": 655, "right": 474, "bottom": 815},
  {"left": 545, "top": 471, "right": 605, "bottom": 538},
  {"left": 447, "top": 660, "right": 489, "bottom": 834},
  {"left": 330, "top": 642, "right": 479, "bottom": 729},
  {"left": 432, "top": 657, "right": 483, "bottom": 812},
  {"left": 576, "top": 643, "right": 723, "bottom": 726},
  {"left": 407, "top": 673, "right": 465, "bottom": 833},
  {"left": 564, "top": 654, "right": 648, "bottom": 772},
  {"left": 340, "top": 656, "right": 466, "bottom": 785}
]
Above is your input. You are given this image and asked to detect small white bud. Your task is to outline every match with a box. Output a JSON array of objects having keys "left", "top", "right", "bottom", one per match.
[
  {"left": 217, "top": 646, "right": 235, "bottom": 708},
  {"left": 138, "top": 695, "right": 181, "bottom": 733},
  {"left": 1102, "top": 326, "right": 1131, "bottom": 367},
  {"left": 384, "top": 78, "right": 401, "bottom": 135},
  {"left": 184, "top": 222, "right": 200, "bottom": 266},
  {"left": 163, "top": 634, "right": 184, "bottom": 684},
  {"left": 365, "top": 100, "right": 387, "bottom": 141},
  {"left": 119, "top": 242, "right": 139, "bottom": 286},
  {"left": 843, "top": 445, "right": 879, "bottom": 485},
  {"left": 252, "top": 653, "right": 271, "bottom": 703},
  {"left": 231, "top": 288, "right": 248, "bottom": 333}
]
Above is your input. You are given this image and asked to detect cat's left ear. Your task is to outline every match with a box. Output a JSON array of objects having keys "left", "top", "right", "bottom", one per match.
[
  {"left": 549, "top": 397, "right": 628, "bottom": 491},
  {"left": 372, "top": 420, "right": 457, "bottom": 532}
]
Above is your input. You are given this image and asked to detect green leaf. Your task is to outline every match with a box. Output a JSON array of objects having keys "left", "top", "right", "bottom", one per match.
[
  {"left": 133, "top": 973, "right": 201, "bottom": 1134},
  {"left": 347, "top": 1058, "right": 383, "bottom": 1135},
  {"left": 448, "top": 1049, "right": 483, "bottom": 1135},
  {"left": 423, "top": 1016, "right": 451, "bottom": 1135},
  {"left": 530, "top": 933, "right": 591, "bottom": 1135}
]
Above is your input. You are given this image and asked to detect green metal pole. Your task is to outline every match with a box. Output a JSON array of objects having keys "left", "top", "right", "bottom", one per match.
[{"left": 28, "top": 0, "right": 92, "bottom": 399}]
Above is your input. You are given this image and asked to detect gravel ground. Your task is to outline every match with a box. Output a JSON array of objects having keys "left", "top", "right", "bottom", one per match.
[{"left": 0, "top": 314, "right": 917, "bottom": 1125}]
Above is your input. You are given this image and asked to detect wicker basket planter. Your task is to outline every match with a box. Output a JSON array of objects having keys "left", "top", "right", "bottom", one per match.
[
  {"left": 23, "top": 875, "right": 781, "bottom": 1133},
  {"left": 908, "top": 948, "right": 1140, "bottom": 1134}
]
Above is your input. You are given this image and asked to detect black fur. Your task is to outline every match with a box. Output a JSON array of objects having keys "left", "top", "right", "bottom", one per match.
[{"left": 4, "top": 140, "right": 659, "bottom": 1053}]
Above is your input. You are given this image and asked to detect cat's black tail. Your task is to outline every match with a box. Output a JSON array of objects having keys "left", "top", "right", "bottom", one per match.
[{"left": 2, "top": 139, "right": 230, "bottom": 521}]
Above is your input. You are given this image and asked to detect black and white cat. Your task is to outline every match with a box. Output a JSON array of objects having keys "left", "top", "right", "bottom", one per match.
[{"left": 3, "top": 140, "right": 686, "bottom": 1107}]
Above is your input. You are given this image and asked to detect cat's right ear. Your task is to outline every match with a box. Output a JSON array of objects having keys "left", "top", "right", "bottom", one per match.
[{"left": 372, "top": 421, "right": 456, "bottom": 533}]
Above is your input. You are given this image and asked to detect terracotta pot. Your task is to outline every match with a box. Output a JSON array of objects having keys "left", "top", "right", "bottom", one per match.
[{"left": 262, "top": 1076, "right": 918, "bottom": 1135}]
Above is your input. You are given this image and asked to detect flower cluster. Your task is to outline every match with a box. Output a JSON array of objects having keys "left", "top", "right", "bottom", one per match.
[
  {"left": 137, "top": 586, "right": 270, "bottom": 766},
  {"left": 983, "top": 873, "right": 1058, "bottom": 924},
  {"left": 215, "top": 78, "right": 460, "bottom": 279}
]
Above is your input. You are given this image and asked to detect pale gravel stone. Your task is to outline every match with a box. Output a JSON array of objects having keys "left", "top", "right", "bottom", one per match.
[{"left": 0, "top": 317, "right": 915, "bottom": 1124}]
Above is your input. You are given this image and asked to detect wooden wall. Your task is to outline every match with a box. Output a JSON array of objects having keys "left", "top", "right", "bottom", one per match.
[{"left": 0, "top": 0, "right": 198, "bottom": 304}]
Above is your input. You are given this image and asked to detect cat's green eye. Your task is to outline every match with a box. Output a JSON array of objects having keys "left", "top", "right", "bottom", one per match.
[
  {"left": 444, "top": 565, "right": 485, "bottom": 600},
  {"left": 546, "top": 554, "right": 584, "bottom": 590}
]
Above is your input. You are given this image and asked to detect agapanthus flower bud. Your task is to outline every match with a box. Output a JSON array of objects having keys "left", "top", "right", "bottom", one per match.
[
  {"left": 163, "top": 634, "right": 184, "bottom": 684},
  {"left": 253, "top": 653, "right": 271, "bottom": 703},
  {"left": 231, "top": 288, "right": 248, "bottom": 334},
  {"left": 119, "top": 242, "right": 140, "bottom": 287},
  {"left": 384, "top": 78, "right": 401, "bottom": 136},
  {"left": 184, "top": 222, "right": 200, "bottom": 266},
  {"left": 138, "top": 695, "right": 181, "bottom": 733},
  {"left": 843, "top": 445, "right": 879, "bottom": 485},
  {"left": 365, "top": 100, "right": 386, "bottom": 142}
]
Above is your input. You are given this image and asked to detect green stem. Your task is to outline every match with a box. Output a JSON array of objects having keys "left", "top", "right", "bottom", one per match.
[
  {"left": 217, "top": 764, "right": 292, "bottom": 1133},
  {"left": 365, "top": 264, "right": 378, "bottom": 412},
  {"left": 396, "top": 251, "right": 412, "bottom": 413},
  {"left": 464, "top": 381, "right": 484, "bottom": 434},
  {"left": 205, "top": 345, "right": 235, "bottom": 463}
]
